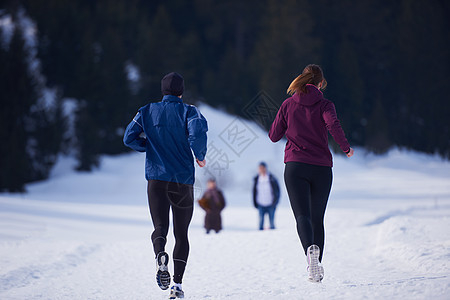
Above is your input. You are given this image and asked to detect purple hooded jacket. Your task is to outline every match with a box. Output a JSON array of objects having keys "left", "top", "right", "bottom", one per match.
[{"left": 269, "top": 84, "right": 350, "bottom": 167}]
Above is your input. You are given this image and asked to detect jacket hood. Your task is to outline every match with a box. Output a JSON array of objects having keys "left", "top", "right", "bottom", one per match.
[{"left": 292, "top": 84, "right": 324, "bottom": 106}]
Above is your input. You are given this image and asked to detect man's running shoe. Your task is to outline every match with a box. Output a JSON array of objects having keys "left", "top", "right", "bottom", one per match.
[
  {"left": 156, "top": 252, "right": 171, "bottom": 290},
  {"left": 169, "top": 285, "right": 184, "bottom": 299}
]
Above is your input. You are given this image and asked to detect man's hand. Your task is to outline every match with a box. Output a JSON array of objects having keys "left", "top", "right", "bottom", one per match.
[{"left": 196, "top": 159, "right": 206, "bottom": 167}]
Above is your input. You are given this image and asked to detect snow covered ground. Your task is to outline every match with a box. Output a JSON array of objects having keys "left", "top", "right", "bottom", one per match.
[{"left": 1, "top": 104, "right": 450, "bottom": 299}]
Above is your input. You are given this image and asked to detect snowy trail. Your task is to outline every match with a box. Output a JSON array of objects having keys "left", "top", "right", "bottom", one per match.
[
  {"left": 1, "top": 105, "right": 450, "bottom": 299},
  {"left": 1, "top": 197, "right": 449, "bottom": 299}
]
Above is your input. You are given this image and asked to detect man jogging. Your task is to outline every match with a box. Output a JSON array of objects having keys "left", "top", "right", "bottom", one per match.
[{"left": 123, "top": 72, "right": 208, "bottom": 299}]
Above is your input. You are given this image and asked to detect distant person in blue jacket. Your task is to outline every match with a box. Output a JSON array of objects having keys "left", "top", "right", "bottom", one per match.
[
  {"left": 123, "top": 72, "right": 207, "bottom": 299},
  {"left": 252, "top": 162, "right": 280, "bottom": 230}
]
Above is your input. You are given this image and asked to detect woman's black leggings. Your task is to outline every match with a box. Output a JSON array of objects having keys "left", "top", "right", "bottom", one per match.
[
  {"left": 284, "top": 162, "right": 332, "bottom": 262},
  {"left": 147, "top": 179, "right": 194, "bottom": 284}
]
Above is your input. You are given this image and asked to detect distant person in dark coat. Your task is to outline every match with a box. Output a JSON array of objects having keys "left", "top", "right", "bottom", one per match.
[
  {"left": 198, "top": 178, "right": 226, "bottom": 234},
  {"left": 252, "top": 162, "right": 280, "bottom": 230}
]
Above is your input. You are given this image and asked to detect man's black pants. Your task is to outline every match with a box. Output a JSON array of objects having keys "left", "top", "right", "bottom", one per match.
[{"left": 147, "top": 179, "right": 194, "bottom": 284}]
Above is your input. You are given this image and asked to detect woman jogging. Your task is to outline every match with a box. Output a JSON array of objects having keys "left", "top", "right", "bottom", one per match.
[
  {"left": 269, "top": 64, "right": 354, "bottom": 282},
  {"left": 123, "top": 72, "right": 208, "bottom": 299}
]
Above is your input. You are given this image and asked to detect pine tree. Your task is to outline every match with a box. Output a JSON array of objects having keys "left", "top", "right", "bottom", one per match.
[
  {"left": 0, "top": 7, "right": 65, "bottom": 191},
  {"left": 252, "top": 0, "right": 320, "bottom": 105},
  {"left": 333, "top": 37, "right": 365, "bottom": 145},
  {"left": 0, "top": 27, "right": 36, "bottom": 192},
  {"left": 394, "top": 0, "right": 450, "bottom": 157},
  {"left": 365, "top": 98, "right": 390, "bottom": 153},
  {"left": 136, "top": 4, "right": 180, "bottom": 102},
  {"left": 27, "top": 89, "right": 65, "bottom": 180}
]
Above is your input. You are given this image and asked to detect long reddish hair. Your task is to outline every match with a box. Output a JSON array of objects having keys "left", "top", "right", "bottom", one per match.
[{"left": 287, "top": 64, "right": 327, "bottom": 95}]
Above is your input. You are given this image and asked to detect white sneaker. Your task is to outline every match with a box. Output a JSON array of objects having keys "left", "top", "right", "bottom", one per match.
[
  {"left": 169, "top": 285, "right": 184, "bottom": 299},
  {"left": 156, "top": 252, "right": 171, "bottom": 290},
  {"left": 307, "top": 245, "right": 324, "bottom": 282}
]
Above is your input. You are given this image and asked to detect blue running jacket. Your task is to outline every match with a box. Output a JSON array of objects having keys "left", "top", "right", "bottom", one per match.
[{"left": 123, "top": 95, "right": 208, "bottom": 184}]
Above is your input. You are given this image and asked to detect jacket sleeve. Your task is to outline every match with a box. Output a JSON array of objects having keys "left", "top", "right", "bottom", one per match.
[
  {"left": 187, "top": 106, "right": 208, "bottom": 161},
  {"left": 322, "top": 102, "right": 350, "bottom": 153},
  {"left": 123, "top": 111, "right": 146, "bottom": 152},
  {"left": 269, "top": 102, "right": 287, "bottom": 142},
  {"left": 270, "top": 174, "right": 280, "bottom": 206},
  {"left": 252, "top": 176, "right": 258, "bottom": 208}
]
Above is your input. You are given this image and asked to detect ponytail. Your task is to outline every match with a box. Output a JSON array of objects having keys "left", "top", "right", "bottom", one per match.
[
  {"left": 287, "top": 72, "right": 315, "bottom": 95},
  {"left": 287, "top": 64, "right": 327, "bottom": 95}
]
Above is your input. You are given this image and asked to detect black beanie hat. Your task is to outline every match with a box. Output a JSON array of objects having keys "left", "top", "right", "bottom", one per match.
[{"left": 161, "top": 72, "right": 184, "bottom": 96}]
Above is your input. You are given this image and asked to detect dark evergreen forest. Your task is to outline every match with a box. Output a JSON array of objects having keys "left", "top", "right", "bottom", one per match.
[{"left": 1, "top": 0, "right": 449, "bottom": 192}]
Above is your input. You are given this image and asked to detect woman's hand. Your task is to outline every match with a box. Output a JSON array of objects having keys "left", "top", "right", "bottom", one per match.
[
  {"left": 346, "top": 147, "right": 354, "bottom": 158},
  {"left": 196, "top": 159, "right": 206, "bottom": 167}
]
